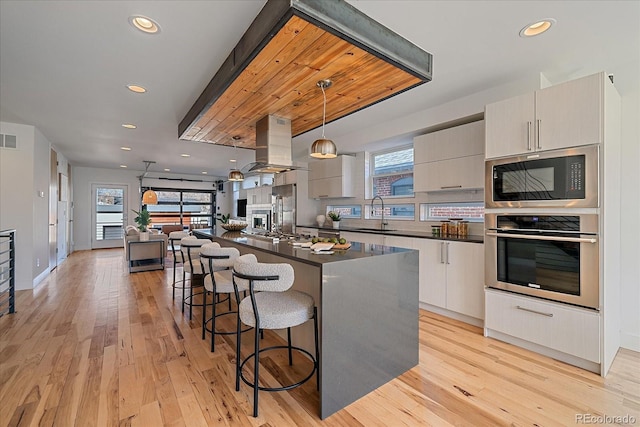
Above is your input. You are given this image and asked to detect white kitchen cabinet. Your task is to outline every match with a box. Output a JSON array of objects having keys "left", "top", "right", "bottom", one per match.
[
  {"left": 382, "top": 235, "right": 414, "bottom": 250},
  {"left": 445, "top": 241, "right": 484, "bottom": 319},
  {"left": 413, "top": 121, "right": 485, "bottom": 192},
  {"left": 414, "top": 155, "right": 484, "bottom": 192},
  {"left": 247, "top": 186, "right": 272, "bottom": 205},
  {"left": 418, "top": 239, "right": 484, "bottom": 320},
  {"left": 308, "top": 155, "right": 355, "bottom": 198},
  {"left": 273, "top": 171, "right": 297, "bottom": 185},
  {"left": 414, "top": 239, "right": 447, "bottom": 308},
  {"left": 484, "top": 289, "right": 600, "bottom": 363},
  {"left": 485, "top": 72, "right": 605, "bottom": 159}
]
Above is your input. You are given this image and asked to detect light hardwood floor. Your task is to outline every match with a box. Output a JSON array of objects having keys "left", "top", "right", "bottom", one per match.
[{"left": 1, "top": 248, "right": 638, "bottom": 426}]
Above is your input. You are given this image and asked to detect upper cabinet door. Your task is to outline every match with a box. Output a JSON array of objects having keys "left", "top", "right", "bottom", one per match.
[
  {"left": 485, "top": 72, "right": 605, "bottom": 159},
  {"left": 485, "top": 92, "right": 535, "bottom": 159},
  {"left": 308, "top": 156, "right": 355, "bottom": 198},
  {"left": 535, "top": 73, "right": 603, "bottom": 152},
  {"left": 413, "top": 121, "right": 485, "bottom": 192}
]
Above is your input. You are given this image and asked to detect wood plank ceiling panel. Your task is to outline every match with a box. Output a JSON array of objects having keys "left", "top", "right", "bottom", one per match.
[{"left": 182, "top": 15, "right": 422, "bottom": 149}]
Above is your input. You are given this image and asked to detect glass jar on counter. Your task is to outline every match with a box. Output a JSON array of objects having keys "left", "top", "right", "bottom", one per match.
[
  {"left": 448, "top": 218, "right": 462, "bottom": 237},
  {"left": 440, "top": 220, "right": 450, "bottom": 237},
  {"left": 458, "top": 221, "right": 469, "bottom": 238},
  {"left": 431, "top": 225, "right": 441, "bottom": 237}
]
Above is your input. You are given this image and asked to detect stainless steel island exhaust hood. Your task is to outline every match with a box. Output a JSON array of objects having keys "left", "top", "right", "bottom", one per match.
[{"left": 245, "top": 115, "right": 299, "bottom": 174}]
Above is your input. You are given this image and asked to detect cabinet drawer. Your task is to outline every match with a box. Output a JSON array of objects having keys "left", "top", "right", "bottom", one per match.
[{"left": 485, "top": 289, "right": 600, "bottom": 362}]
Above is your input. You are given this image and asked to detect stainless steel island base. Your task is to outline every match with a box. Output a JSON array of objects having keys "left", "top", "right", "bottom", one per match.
[{"left": 194, "top": 229, "right": 419, "bottom": 419}]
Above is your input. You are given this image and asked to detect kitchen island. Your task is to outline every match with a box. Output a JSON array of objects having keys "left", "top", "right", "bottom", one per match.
[{"left": 193, "top": 228, "right": 419, "bottom": 419}]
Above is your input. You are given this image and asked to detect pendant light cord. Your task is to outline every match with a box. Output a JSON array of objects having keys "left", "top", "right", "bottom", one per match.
[{"left": 321, "top": 84, "right": 327, "bottom": 138}]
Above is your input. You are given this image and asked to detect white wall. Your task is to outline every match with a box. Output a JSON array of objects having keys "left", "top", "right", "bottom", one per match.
[
  {"left": 72, "top": 167, "right": 141, "bottom": 251},
  {"left": 0, "top": 122, "right": 55, "bottom": 289},
  {"left": 0, "top": 122, "right": 34, "bottom": 290}
]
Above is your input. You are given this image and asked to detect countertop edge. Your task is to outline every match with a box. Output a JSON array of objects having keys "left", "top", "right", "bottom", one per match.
[{"left": 296, "top": 224, "right": 484, "bottom": 243}]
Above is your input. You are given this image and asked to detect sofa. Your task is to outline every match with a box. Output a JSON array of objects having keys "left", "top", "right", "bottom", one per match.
[{"left": 123, "top": 226, "right": 168, "bottom": 272}]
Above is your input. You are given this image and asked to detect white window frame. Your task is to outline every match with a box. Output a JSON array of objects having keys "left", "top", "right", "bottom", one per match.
[{"left": 369, "top": 144, "right": 414, "bottom": 199}]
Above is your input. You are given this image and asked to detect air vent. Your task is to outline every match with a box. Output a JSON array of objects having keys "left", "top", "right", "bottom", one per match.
[{"left": 0, "top": 134, "right": 17, "bottom": 149}]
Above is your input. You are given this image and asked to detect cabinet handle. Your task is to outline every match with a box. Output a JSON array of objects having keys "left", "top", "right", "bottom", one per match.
[
  {"left": 536, "top": 119, "right": 542, "bottom": 149},
  {"left": 446, "top": 242, "right": 450, "bottom": 265},
  {"left": 516, "top": 305, "right": 553, "bottom": 317},
  {"left": 486, "top": 232, "right": 597, "bottom": 244},
  {"left": 440, "top": 242, "right": 445, "bottom": 264},
  {"left": 440, "top": 185, "right": 462, "bottom": 189},
  {"left": 527, "top": 121, "right": 532, "bottom": 151}
]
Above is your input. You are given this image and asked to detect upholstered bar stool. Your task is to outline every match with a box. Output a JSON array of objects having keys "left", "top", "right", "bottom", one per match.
[
  {"left": 200, "top": 243, "right": 250, "bottom": 352},
  {"left": 232, "top": 256, "right": 319, "bottom": 417},
  {"left": 168, "top": 231, "right": 190, "bottom": 300},
  {"left": 180, "top": 237, "right": 210, "bottom": 319}
]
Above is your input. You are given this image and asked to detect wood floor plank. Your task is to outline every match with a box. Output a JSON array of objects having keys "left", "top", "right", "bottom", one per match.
[
  {"left": 118, "top": 363, "right": 143, "bottom": 422},
  {"left": 0, "top": 248, "right": 637, "bottom": 426},
  {"left": 97, "top": 344, "right": 119, "bottom": 427}
]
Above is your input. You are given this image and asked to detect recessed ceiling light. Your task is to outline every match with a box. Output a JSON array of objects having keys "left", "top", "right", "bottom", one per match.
[
  {"left": 230, "top": 159, "right": 237, "bottom": 163},
  {"left": 181, "top": 153, "right": 190, "bottom": 157},
  {"left": 122, "top": 123, "right": 137, "bottom": 129},
  {"left": 519, "top": 18, "right": 556, "bottom": 37},
  {"left": 201, "top": 171, "right": 208, "bottom": 174},
  {"left": 129, "top": 15, "right": 160, "bottom": 34},
  {"left": 120, "top": 165, "right": 127, "bottom": 168},
  {"left": 121, "top": 146, "right": 132, "bottom": 151},
  {"left": 127, "top": 84, "right": 147, "bottom": 93},
  {"left": 164, "top": 168, "right": 170, "bottom": 172}
]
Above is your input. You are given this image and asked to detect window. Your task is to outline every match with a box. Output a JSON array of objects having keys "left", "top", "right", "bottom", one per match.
[
  {"left": 420, "top": 202, "right": 485, "bottom": 222},
  {"left": 145, "top": 188, "right": 216, "bottom": 229},
  {"left": 326, "top": 205, "right": 362, "bottom": 219},
  {"left": 367, "top": 203, "right": 415, "bottom": 220},
  {"left": 371, "top": 146, "right": 413, "bottom": 198}
]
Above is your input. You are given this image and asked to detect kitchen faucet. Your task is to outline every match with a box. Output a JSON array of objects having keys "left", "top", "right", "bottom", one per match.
[{"left": 370, "top": 195, "right": 388, "bottom": 231}]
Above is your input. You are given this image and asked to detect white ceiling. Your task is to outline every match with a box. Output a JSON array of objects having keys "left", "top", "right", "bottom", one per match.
[{"left": 1, "top": 1, "right": 638, "bottom": 179}]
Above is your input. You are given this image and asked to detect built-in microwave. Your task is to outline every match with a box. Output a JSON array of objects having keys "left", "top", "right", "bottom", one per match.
[{"left": 485, "top": 145, "right": 599, "bottom": 208}]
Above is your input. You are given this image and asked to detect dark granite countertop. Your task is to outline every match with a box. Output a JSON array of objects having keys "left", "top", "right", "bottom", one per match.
[
  {"left": 296, "top": 224, "right": 484, "bottom": 243},
  {"left": 192, "top": 228, "right": 414, "bottom": 267}
]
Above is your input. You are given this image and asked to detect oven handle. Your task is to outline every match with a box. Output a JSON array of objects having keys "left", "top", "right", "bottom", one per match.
[{"left": 485, "top": 232, "right": 597, "bottom": 244}]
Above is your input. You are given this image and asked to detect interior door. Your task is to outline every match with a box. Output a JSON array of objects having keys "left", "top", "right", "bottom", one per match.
[
  {"left": 57, "top": 201, "right": 67, "bottom": 263},
  {"left": 92, "top": 184, "right": 128, "bottom": 249}
]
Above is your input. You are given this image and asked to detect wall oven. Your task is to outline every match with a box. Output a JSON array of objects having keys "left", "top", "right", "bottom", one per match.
[
  {"left": 485, "top": 145, "right": 599, "bottom": 208},
  {"left": 251, "top": 210, "right": 271, "bottom": 231},
  {"left": 485, "top": 214, "right": 599, "bottom": 309}
]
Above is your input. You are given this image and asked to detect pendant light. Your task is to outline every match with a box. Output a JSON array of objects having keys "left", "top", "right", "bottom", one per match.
[
  {"left": 310, "top": 79, "right": 337, "bottom": 159},
  {"left": 142, "top": 189, "right": 158, "bottom": 204},
  {"left": 228, "top": 141, "right": 244, "bottom": 181},
  {"left": 140, "top": 160, "right": 158, "bottom": 205},
  {"left": 228, "top": 168, "right": 244, "bottom": 182}
]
